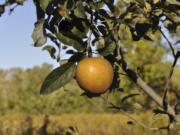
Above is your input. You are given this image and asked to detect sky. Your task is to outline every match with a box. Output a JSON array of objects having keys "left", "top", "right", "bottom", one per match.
[{"left": 0, "top": 0, "right": 59, "bottom": 69}]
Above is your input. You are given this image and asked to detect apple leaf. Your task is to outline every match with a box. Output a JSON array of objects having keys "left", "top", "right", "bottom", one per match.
[
  {"left": 39, "top": 0, "right": 52, "bottom": 11},
  {"left": 66, "top": 0, "right": 74, "bottom": 10},
  {"left": 42, "top": 45, "right": 56, "bottom": 59},
  {"left": 32, "top": 19, "right": 47, "bottom": 47},
  {"left": 56, "top": 32, "right": 85, "bottom": 50},
  {"left": 98, "top": 41, "right": 116, "bottom": 56},
  {"left": 74, "top": 1, "right": 86, "bottom": 18},
  {"left": 40, "top": 62, "right": 76, "bottom": 94}
]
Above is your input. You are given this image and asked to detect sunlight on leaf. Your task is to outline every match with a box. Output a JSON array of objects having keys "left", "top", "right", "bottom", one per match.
[{"left": 32, "top": 19, "right": 47, "bottom": 47}]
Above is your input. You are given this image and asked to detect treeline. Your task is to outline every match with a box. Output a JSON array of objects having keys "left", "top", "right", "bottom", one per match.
[
  {"left": 0, "top": 63, "right": 109, "bottom": 114},
  {"left": 0, "top": 40, "right": 180, "bottom": 115}
]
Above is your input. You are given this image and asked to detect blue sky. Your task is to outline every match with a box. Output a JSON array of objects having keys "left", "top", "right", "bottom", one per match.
[{"left": 0, "top": 0, "right": 59, "bottom": 69}]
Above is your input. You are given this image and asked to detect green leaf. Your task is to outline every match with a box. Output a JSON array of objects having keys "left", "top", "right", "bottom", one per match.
[
  {"left": 135, "top": 23, "right": 151, "bottom": 37},
  {"left": 104, "top": 0, "right": 115, "bottom": 12},
  {"left": 70, "top": 18, "right": 89, "bottom": 38},
  {"left": 56, "top": 32, "right": 85, "bottom": 50},
  {"left": 39, "top": 0, "right": 52, "bottom": 11},
  {"left": 71, "top": 26, "right": 87, "bottom": 39},
  {"left": 66, "top": 0, "right": 74, "bottom": 10},
  {"left": 98, "top": 9, "right": 110, "bottom": 19},
  {"left": 32, "top": 19, "right": 47, "bottom": 47},
  {"left": 40, "top": 62, "right": 76, "bottom": 94},
  {"left": 68, "top": 52, "right": 85, "bottom": 62},
  {"left": 33, "top": 0, "right": 45, "bottom": 20},
  {"left": 89, "top": 1, "right": 105, "bottom": 10},
  {"left": 97, "top": 25, "right": 108, "bottom": 36},
  {"left": 98, "top": 42, "right": 116, "bottom": 56},
  {"left": 74, "top": 1, "right": 86, "bottom": 18},
  {"left": 42, "top": 45, "right": 56, "bottom": 59},
  {"left": 135, "top": 0, "right": 145, "bottom": 7}
]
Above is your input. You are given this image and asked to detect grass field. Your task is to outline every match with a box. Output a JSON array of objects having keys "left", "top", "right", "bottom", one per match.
[{"left": 0, "top": 112, "right": 179, "bottom": 135}]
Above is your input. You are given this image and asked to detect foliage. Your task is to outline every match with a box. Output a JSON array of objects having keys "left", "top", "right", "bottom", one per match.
[{"left": 0, "top": 64, "right": 109, "bottom": 114}]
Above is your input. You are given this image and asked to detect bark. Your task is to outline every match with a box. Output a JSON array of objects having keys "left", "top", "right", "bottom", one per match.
[{"left": 135, "top": 76, "right": 175, "bottom": 117}]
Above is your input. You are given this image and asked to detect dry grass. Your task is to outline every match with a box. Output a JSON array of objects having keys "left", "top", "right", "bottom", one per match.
[{"left": 0, "top": 112, "right": 179, "bottom": 135}]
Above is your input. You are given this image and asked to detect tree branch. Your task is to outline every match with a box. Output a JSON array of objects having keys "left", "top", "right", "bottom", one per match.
[
  {"left": 158, "top": 27, "right": 176, "bottom": 57},
  {"left": 108, "top": 23, "right": 176, "bottom": 122},
  {"left": 135, "top": 76, "right": 175, "bottom": 117},
  {"left": 158, "top": 26, "right": 178, "bottom": 117},
  {"left": 117, "top": 46, "right": 175, "bottom": 117}
]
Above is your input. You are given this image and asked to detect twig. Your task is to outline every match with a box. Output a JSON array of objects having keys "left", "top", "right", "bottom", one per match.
[
  {"left": 158, "top": 27, "right": 178, "bottom": 123},
  {"left": 158, "top": 27, "right": 176, "bottom": 57},
  {"left": 46, "top": 33, "right": 61, "bottom": 62},
  {"left": 6, "top": 0, "right": 27, "bottom": 15},
  {"left": 46, "top": 33, "right": 59, "bottom": 46},
  {"left": 162, "top": 56, "right": 178, "bottom": 110},
  {"left": 87, "top": 31, "right": 93, "bottom": 57},
  {"left": 9, "top": 4, "right": 19, "bottom": 15}
]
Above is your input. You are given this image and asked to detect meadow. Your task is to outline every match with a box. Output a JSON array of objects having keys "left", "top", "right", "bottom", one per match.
[{"left": 0, "top": 112, "right": 179, "bottom": 135}]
